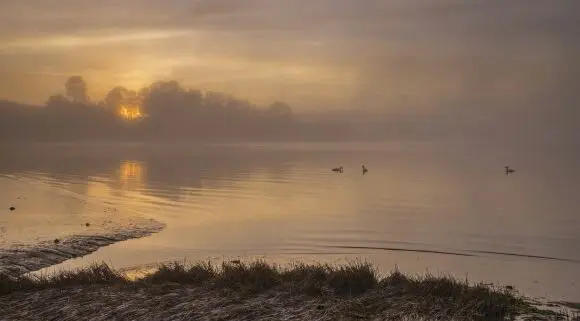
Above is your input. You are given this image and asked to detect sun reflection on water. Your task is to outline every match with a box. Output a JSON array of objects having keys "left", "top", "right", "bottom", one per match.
[{"left": 118, "top": 160, "right": 146, "bottom": 190}]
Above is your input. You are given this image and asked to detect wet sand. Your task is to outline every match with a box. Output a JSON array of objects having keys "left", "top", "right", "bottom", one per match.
[
  {"left": 1, "top": 173, "right": 165, "bottom": 278},
  {"left": 0, "top": 220, "right": 164, "bottom": 278}
]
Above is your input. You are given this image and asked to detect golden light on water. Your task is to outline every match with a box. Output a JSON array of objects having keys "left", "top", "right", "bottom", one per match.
[{"left": 118, "top": 161, "right": 146, "bottom": 190}]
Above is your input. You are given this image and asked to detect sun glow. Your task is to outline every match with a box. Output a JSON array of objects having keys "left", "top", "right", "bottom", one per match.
[{"left": 118, "top": 102, "right": 145, "bottom": 121}]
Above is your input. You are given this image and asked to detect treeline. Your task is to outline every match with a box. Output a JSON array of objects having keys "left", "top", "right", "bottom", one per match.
[{"left": 0, "top": 77, "right": 354, "bottom": 142}]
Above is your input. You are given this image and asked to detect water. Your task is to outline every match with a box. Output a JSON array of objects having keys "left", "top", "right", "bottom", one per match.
[{"left": 1, "top": 142, "right": 579, "bottom": 301}]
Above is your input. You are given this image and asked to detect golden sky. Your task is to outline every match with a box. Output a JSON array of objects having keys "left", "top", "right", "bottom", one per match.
[{"left": 1, "top": 0, "right": 578, "bottom": 112}]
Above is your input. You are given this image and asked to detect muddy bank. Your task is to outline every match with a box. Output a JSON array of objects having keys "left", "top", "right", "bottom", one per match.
[
  {"left": 1, "top": 286, "right": 342, "bottom": 321},
  {"left": 1, "top": 282, "right": 577, "bottom": 321},
  {"left": 0, "top": 220, "right": 164, "bottom": 278}
]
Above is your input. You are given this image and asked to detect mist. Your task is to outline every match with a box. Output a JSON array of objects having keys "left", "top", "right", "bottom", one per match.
[
  {"left": 0, "top": 73, "right": 579, "bottom": 146},
  {"left": 1, "top": 1, "right": 579, "bottom": 145}
]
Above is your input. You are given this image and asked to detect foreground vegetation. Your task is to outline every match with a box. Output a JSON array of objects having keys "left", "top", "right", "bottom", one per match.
[{"left": 0, "top": 260, "right": 578, "bottom": 320}]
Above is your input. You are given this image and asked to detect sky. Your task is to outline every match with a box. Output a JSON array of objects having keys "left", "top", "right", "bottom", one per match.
[{"left": 1, "top": 0, "right": 579, "bottom": 114}]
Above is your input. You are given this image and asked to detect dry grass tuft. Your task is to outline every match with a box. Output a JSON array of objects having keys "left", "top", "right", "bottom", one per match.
[
  {"left": 0, "top": 260, "right": 571, "bottom": 320},
  {"left": 1, "top": 263, "right": 126, "bottom": 295}
]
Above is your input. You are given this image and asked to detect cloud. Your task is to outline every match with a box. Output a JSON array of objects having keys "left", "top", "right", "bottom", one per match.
[{"left": 1, "top": 30, "right": 195, "bottom": 52}]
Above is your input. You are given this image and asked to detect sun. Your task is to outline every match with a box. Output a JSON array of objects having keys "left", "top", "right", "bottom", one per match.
[{"left": 117, "top": 101, "right": 145, "bottom": 121}]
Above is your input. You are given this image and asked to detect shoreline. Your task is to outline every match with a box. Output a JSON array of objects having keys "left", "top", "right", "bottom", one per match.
[
  {"left": 1, "top": 261, "right": 578, "bottom": 321},
  {"left": 0, "top": 220, "right": 165, "bottom": 278}
]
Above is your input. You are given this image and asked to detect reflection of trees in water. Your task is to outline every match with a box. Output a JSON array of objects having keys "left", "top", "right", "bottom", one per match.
[
  {"left": 1, "top": 143, "right": 408, "bottom": 205},
  {"left": 0, "top": 144, "right": 324, "bottom": 202},
  {"left": 137, "top": 148, "right": 305, "bottom": 201}
]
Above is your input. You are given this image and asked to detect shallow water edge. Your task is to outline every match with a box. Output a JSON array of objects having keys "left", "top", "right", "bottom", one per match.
[{"left": 0, "top": 220, "right": 165, "bottom": 278}]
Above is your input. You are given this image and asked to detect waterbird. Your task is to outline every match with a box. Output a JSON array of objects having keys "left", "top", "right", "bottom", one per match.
[
  {"left": 9, "top": 206, "right": 15, "bottom": 211},
  {"left": 505, "top": 166, "right": 515, "bottom": 175},
  {"left": 362, "top": 165, "right": 368, "bottom": 174},
  {"left": 331, "top": 166, "right": 344, "bottom": 173}
]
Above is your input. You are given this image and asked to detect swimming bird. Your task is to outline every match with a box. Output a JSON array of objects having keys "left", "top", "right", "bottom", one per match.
[
  {"left": 505, "top": 166, "right": 515, "bottom": 175},
  {"left": 9, "top": 206, "right": 15, "bottom": 211},
  {"left": 362, "top": 165, "right": 368, "bottom": 174},
  {"left": 332, "top": 166, "right": 344, "bottom": 173}
]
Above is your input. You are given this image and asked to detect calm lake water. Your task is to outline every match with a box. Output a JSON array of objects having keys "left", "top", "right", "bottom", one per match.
[{"left": 1, "top": 142, "right": 579, "bottom": 301}]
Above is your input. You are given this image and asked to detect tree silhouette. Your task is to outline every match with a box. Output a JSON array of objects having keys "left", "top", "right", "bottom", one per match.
[
  {"left": 104, "top": 87, "right": 138, "bottom": 109},
  {"left": 0, "top": 76, "right": 364, "bottom": 142},
  {"left": 267, "top": 101, "right": 292, "bottom": 118},
  {"left": 65, "top": 76, "right": 89, "bottom": 103}
]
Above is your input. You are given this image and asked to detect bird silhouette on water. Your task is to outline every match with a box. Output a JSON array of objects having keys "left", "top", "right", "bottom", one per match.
[
  {"left": 332, "top": 166, "right": 344, "bottom": 173},
  {"left": 362, "top": 165, "right": 368, "bottom": 175},
  {"left": 505, "top": 166, "right": 515, "bottom": 175}
]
